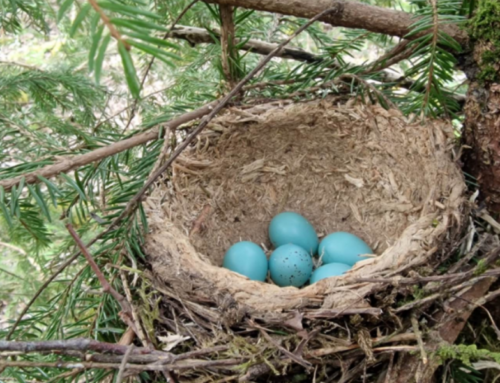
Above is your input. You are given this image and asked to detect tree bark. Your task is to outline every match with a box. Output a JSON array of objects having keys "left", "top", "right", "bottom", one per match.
[
  {"left": 205, "top": 0, "right": 468, "bottom": 45},
  {"left": 463, "top": 69, "right": 500, "bottom": 212},
  {"left": 219, "top": 5, "right": 237, "bottom": 88}
]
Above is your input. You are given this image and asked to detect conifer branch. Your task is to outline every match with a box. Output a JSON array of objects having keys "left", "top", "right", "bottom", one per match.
[{"left": 87, "top": 0, "right": 130, "bottom": 50}]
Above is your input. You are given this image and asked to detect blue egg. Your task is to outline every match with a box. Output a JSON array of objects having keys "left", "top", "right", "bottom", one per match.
[
  {"left": 310, "top": 263, "right": 351, "bottom": 284},
  {"left": 319, "top": 232, "right": 372, "bottom": 266},
  {"left": 269, "top": 212, "right": 319, "bottom": 255},
  {"left": 269, "top": 244, "right": 313, "bottom": 287},
  {"left": 223, "top": 241, "right": 268, "bottom": 281}
]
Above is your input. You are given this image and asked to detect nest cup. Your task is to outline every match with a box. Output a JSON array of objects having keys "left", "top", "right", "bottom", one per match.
[{"left": 145, "top": 98, "right": 465, "bottom": 314}]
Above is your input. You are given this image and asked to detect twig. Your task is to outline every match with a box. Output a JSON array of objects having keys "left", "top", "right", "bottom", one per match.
[
  {"left": 384, "top": 352, "right": 395, "bottom": 383},
  {"left": 6, "top": 248, "right": 85, "bottom": 340},
  {"left": 257, "top": 327, "right": 311, "bottom": 369},
  {"left": 0, "top": 241, "right": 26, "bottom": 255},
  {"left": 367, "top": 40, "right": 414, "bottom": 74},
  {"left": 304, "top": 307, "right": 383, "bottom": 319},
  {"left": 353, "top": 248, "right": 500, "bottom": 287},
  {"left": 0, "top": 339, "right": 154, "bottom": 355},
  {"left": 116, "top": 345, "right": 134, "bottom": 383},
  {"left": 119, "top": 270, "right": 150, "bottom": 346},
  {"left": 478, "top": 210, "right": 500, "bottom": 234},
  {"left": 448, "top": 235, "right": 490, "bottom": 273},
  {"left": 105, "top": 6, "right": 343, "bottom": 229},
  {"left": 339, "top": 73, "right": 397, "bottom": 109},
  {"left": 45, "top": 369, "right": 82, "bottom": 383},
  {"left": 411, "top": 314, "right": 428, "bottom": 365},
  {"left": 0, "top": 101, "right": 218, "bottom": 192},
  {"left": 167, "top": 25, "right": 466, "bottom": 104},
  {"left": 307, "top": 333, "right": 416, "bottom": 358},
  {"left": 66, "top": 224, "right": 138, "bottom": 334},
  {"left": 87, "top": 0, "right": 130, "bottom": 49},
  {"left": 0, "top": 60, "right": 40, "bottom": 70},
  {"left": 0, "top": 358, "right": 243, "bottom": 371},
  {"left": 90, "top": 85, "right": 175, "bottom": 135}
]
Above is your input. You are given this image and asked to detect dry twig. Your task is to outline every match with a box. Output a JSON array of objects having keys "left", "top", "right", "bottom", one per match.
[{"left": 66, "top": 224, "right": 138, "bottom": 334}]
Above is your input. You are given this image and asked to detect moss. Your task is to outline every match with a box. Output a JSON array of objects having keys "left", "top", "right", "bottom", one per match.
[
  {"left": 473, "top": 258, "right": 488, "bottom": 276},
  {"left": 467, "top": 0, "right": 500, "bottom": 82},
  {"left": 478, "top": 64, "right": 499, "bottom": 83},
  {"left": 437, "top": 344, "right": 500, "bottom": 365}
]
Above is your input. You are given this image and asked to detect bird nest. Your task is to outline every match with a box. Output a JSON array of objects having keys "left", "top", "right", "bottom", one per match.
[{"left": 144, "top": 98, "right": 465, "bottom": 317}]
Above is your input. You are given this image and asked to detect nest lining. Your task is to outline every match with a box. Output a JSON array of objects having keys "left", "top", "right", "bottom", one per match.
[{"left": 145, "top": 98, "right": 465, "bottom": 313}]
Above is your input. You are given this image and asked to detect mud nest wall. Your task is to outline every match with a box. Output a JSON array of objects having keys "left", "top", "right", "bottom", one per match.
[{"left": 145, "top": 98, "right": 465, "bottom": 314}]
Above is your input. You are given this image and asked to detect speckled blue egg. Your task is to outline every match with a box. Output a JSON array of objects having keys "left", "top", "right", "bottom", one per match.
[
  {"left": 269, "top": 244, "right": 313, "bottom": 287},
  {"left": 223, "top": 241, "right": 268, "bottom": 281},
  {"left": 269, "top": 212, "right": 319, "bottom": 255},
  {"left": 319, "top": 232, "right": 372, "bottom": 266},
  {"left": 310, "top": 263, "right": 351, "bottom": 284}
]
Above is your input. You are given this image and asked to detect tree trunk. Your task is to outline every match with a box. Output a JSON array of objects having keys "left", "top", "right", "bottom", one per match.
[
  {"left": 462, "top": 1, "right": 500, "bottom": 213},
  {"left": 206, "top": 0, "right": 467, "bottom": 44},
  {"left": 463, "top": 69, "right": 500, "bottom": 212}
]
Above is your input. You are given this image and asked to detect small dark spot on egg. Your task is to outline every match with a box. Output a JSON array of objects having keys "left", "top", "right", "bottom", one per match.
[{"left": 233, "top": 216, "right": 240, "bottom": 222}]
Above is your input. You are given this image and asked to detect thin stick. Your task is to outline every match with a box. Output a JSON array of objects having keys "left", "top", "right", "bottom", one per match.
[
  {"left": 304, "top": 307, "right": 383, "bottom": 319},
  {"left": 46, "top": 369, "right": 82, "bottom": 383},
  {"left": 6, "top": 251, "right": 80, "bottom": 340},
  {"left": 0, "top": 338, "right": 155, "bottom": 355},
  {"left": 0, "top": 101, "right": 218, "bottom": 192},
  {"left": 411, "top": 314, "right": 428, "bottom": 365},
  {"left": 106, "top": 6, "right": 343, "bottom": 229},
  {"left": 258, "top": 328, "right": 311, "bottom": 369},
  {"left": 307, "top": 333, "right": 416, "bottom": 358},
  {"left": 116, "top": 345, "right": 134, "bottom": 382},
  {"left": 66, "top": 224, "right": 138, "bottom": 334},
  {"left": 0, "top": 358, "right": 243, "bottom": 371},
  {"left": 119, "top": 271, "right": 150, "bottom": 346}
]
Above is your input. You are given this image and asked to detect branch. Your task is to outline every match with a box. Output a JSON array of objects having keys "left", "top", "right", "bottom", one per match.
[
  {"left": 168, "top": 25, "right": 466, "bottom": 103},
  {"left": 205, "top": 0, "right": 468, "bottom": 46},
  {"left": 66, "top": 224, "right": 138, "bottom": 335},
  {"left": 169, "top": 25, "right": 321, "bottom": 62},
  {"left": 304, "top": 307, "right": 383, "bottom": 319},
  {"left": 0, "top": 358, "right": 243, "bottom": 371},
  {"left": 0, "top": 101, "right": 218, "bottom": 192},
  {"left": 0, "top": 339, "right": 154, "bottom": 356}
]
